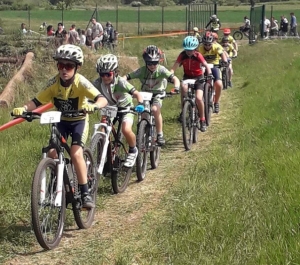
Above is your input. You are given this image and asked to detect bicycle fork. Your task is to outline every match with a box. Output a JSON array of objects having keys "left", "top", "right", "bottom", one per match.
[{"left": 92, "top": 123, "right": 112, "bottom": 174}]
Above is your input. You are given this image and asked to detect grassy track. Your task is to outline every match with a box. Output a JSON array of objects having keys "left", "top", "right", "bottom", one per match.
[{"left": 1, "top": 32, "right": 300, "bottom": 263}]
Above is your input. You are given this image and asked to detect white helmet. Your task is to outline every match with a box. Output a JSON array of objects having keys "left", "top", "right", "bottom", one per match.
[
  {"left": 53, "top": 44, "right": 84, "bottom": 65},
  {"left": 96, "top": 54, "right": 118, "bottom": 73},
  {"left": 193, "top": 27, "right": 199, "bottom": 32},
  {"left": 211, "top": 14, "right": 217, "bottom": 20}
]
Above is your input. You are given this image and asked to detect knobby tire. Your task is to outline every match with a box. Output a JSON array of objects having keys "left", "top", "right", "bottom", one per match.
[
  {"left": 73, "top": 148, "right": 98, "bottom": 229},
  {"left": 150, "top": 119, "right": 161, "bottom": 169},
  {"left": 31, "top": 158, "right": 66, "bottom": 250},
  {"left": 182, "top": 100, "right": 193, "bottom": 151},
  {"left": 136, "top": 119, "right": 149, "bottom": 181},
  {"left": 111, "top": 133, "right": 132, "bottom": 194}
]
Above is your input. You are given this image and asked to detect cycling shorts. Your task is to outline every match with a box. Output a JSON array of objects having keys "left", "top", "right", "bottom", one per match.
[
  {"left": 182, "top": 75, "right": 205, "bottom": 91},
  {"left": 211, "top": 67, "right": 221, "bottom": 81},
  {"left": 57, "top": 119, "right": 89, "bottom": 148}
]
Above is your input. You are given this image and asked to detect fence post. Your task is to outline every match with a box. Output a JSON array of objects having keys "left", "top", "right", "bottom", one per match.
[
  {"left": 27, "top": 5, "right": 31, "bottom": 30},
  {"left": 162, "top": 6, "right": 164, "bottom": 34},
  {"left": 138, "top": 6, "right": 140, "bottom": 35},
  {"left": 261, "top": 4, "right": 265, "bottom": 38},
  {"left": 116, "top": 4, "right": 118, "bottom": 31},
  {"left": 61, "top": 0, "right": 64, "bottom": 26}
]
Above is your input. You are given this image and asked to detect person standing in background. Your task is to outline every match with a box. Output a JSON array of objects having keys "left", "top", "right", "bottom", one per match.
[
  {"left": 279, "top": 15, "right": 289, "bottom": 36},
  {"left": 90, "top": 17, "right": 103, "bottom": 51},
  {"left": 68, "top": 24, "right": 80, "bottom": 44},
  {"left": 290, "top": 12, "right": 298, "bottom": 36}
]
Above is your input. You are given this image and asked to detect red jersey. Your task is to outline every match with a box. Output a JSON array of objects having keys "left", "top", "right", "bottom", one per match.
[{"left": 175, "top": 51, "right": 206, "bottom": 77}]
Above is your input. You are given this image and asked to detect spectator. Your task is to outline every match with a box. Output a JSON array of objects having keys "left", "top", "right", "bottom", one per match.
[
  {"left": 85, "top": 28, "right": 92, "bottom": 48},
  {"left": 39, "top": 22, "right": 47, "bottom": 33},
  {"left": 90, "top": 17, "right": 103, "bottom": 51},
  {"left": 103, "top": 21, "right": 116, "bottom": 49},
  {"left": 240, "top": 16, "right": 251, "bottom": 35},
  {"left": 290, "top": 12, "right": 298, "bottom": 36},
  {"left": 279, "top": 15, "right": 289, "bottom": 36},
  {"left": 270, "top": 17, "right": 279, "bottom": 36},
  {"left": 77, "top": 29, "right": 86, "bottom": 46},
  {"left": 263, "top": 16, "right": 271, "bottom": 39},
  {"left": 68, "top": 24, "right": 80, "bottom": 44},
  {"left": 54, "top": 22, "right": 68, "bottom": 48},
  {"left": 47, "top": 25, "right": 55, "bottom": 36},
  {"left": 21, "top": 23, "right": 28, "bottom": 34}
]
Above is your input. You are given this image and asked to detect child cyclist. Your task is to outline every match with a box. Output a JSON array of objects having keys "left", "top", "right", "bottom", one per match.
[
  {"left": 93, "top": 54, "right": 145, "bottom": 167},
  {"left": 12, "top": 44, "right": 108, "bottom": 208},
  {"left": 170, "top": 36, "right": 213, "bottom": 132},
  {"left": 123, "top": 45, "right": 180, "bottom": 146}
]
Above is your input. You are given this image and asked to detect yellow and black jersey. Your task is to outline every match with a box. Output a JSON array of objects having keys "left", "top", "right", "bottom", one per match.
[
  {"left": 222, "top": 43, "right": 235, "bottom": 58},
  {"left": 198, "top": 43, "right": 224, "bottom": 65},
  {"left": 33, "top": 73, "right": 102, "bottom": 121}
]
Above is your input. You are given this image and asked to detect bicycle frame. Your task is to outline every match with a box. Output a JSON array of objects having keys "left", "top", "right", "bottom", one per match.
[{"left": 39, "top": 111, "right": 74, "bottom": 207}]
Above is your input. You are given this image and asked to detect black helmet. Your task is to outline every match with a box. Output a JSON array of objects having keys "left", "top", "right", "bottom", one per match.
[{"left": 143, "top": 45, "right": 161, "bottom": 62}]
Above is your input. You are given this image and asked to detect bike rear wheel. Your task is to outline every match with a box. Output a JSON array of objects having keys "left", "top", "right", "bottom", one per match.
[
  {"left": 73, "top": 148, "right": 98, "bottom": 229},
  {"left": 111, "top": 134, "right": 133, "bottom": 194},
  {"left": 192, "top": 107, "right": 199, "bottom": 144},
  {"left": 204, "top": 83, "right": 214, "bottom": 126},
  {"left": 150, "top": 121, "right": 161, "bottom": 169},
  {"left": 31, "top": 158, "right": 66, "bottom": 250},
  {"left": 222, "top": 68, "right": 228, "bottom": 89},
  {"left": 233, "top": 30, "right": 243, "bottom": 40},
  {"left": 136, "top": 119, "right": 149, "bottom": 181},
  {"left": 182, "top": 100, "right": 193, "bottom": 151}
]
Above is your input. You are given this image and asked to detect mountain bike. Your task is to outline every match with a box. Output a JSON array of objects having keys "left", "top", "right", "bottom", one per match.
[
  {"left": 220, "top": 60, "right": 229, "bottom": 90},
  {"left": 233, "top": 27, "right": 250, "bottom": 40},
  {"left": 135, "top": 92, "right": 175, "bottom": 181},
  {"left": 181, "top": 79, "right": 202, "bottom": 151},
  {"left": 90, "top": 106, "right": 136, "bottom": 194},
  {"left": 12, "top": 110, "right": 97, "bottom": 250}
]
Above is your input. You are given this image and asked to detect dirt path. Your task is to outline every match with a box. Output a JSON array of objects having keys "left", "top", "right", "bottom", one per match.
[{"left": 4, "top": 89, "right": 235, "bottom": 265}]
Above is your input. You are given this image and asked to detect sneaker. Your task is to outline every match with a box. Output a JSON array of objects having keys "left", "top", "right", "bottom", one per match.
[
  {"left": 177, "top": 112, "right": 183, "bottom": 123},
  {"left": 156, "top": 134, "right": 165, "bottom": 146},
  {"left": 81, "top": 192, "right": 95, "bottom": 209},
  {"left": 199, "top": 120, "right": 207, "bottom": 132},
  {"left": 124, "top": 147, "right": 138, "bottom": 168},
  {"left": 214, "top": 103, "right": 220, "bottom": 114},
  {"left": 228, "top": 81, "right": 232, "bottom": 87}
]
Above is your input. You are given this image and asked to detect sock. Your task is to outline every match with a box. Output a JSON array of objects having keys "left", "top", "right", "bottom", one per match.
[
  {"left": 200, "top": 118, "right": 205, "bottom": 121},
  {"left": 129, "top": 146, "right": 137, "bottom": 153},
  {"left": 157, "top": 132, "right": 163, "bottom": 136},
  {"left": 79, "top": 184, "right": 89, "bottom": 194}
]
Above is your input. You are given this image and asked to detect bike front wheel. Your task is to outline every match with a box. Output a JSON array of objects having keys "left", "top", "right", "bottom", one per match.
[
  {"left": 204, "top": 82, "right": 214, "bottom": 126},
  {"left": 182, "top": 100, "right": 194, "bottom": 151},
  {"left": 73, "top": 148, "right": 98, "bottom": 229},
  {"left": 111, "top": 134, "right": 133, "bottom": 194},
  {"left": 150, "top": 122, "right": 161, "bottom": 169},
  {"left": 233, "top": 30, "right": 243, "bottom": 40},
  {"left": 31, "top": 158, "right": 66, "bottom": 250},
  {"left": 136, "top": 119, "right": 149, "bottom": 181}
]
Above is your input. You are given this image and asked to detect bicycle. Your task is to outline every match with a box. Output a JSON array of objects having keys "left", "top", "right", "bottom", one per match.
[
  {"left": 232, "top": 27, "right": 250, "bottom": 40},
  {"left": 90, "top": 106, "right": 136, "bottom": 194},
  {"left": 219, "top": 60, "right": 229, "bottom": 90},
  {"left": 11, "top": 110, "right": 98, "bottom": 250},
  {"left": 181, "top": 79, "right": 201, "bottom": 151},
  {"left": 202, "top": 68, "right": 215, "bottom": 127},
  {"left": 135, "top": 92, "right": 174, "bottom": 181}
]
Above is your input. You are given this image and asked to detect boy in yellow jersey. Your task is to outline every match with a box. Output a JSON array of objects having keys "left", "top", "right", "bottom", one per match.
[
  {"left": 12, "top": 44, "right": 108, "bottom": 208},
  {"left": 223, "top": 28, "right": 238, "bottom": 56},
  {"left": 221, "top": 36, "right": 237, "bottom": 87},
  {"left": 198, "top": 33, "right": 227, "bottom": 113}
]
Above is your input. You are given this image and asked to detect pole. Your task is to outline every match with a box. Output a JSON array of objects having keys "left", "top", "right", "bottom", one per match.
[
  {"left": 116, "top": 4, "right": 119, "bottom": 31},
  {"left": 62, "top": 1, "right": 64, "bottom": 25},
  {"left": 162, "top": 6, "right": 164, "bottom": 34},
  {"left": 138, "top": 6, "right": 140, "bottom": 35},
  {"left": 28, "top": 6, "right": 31, "bottom": 30}
]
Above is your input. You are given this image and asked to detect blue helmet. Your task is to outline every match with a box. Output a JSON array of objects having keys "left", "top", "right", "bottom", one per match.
[{"left": 183, "top": 36, "right": 199, "bottom": 50}]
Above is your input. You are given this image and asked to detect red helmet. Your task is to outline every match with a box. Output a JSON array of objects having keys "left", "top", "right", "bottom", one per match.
[{"left": 223, "top": 28, "right": 231, "bottom": 35}]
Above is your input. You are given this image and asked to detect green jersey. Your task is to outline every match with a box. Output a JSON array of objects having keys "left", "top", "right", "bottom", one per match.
[
  {"left": 127, "top": 65, "right": 173, "bottom": 94},
  {"left": 93, "top": 75, "right": 135, "bottom": 107}
]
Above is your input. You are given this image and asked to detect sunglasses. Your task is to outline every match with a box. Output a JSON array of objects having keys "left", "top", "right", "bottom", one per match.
[
  {"left": 57, "top": 62, "right": 76, "bottom": 71},
  {"left": 146, "top": 61, "right": 159, "bottom": 66},
  {"left": 204, "top": 43, "right": 212, "bottom": 47},
  {"left": 100, "top": 72, "right": 113, "bottom": 77}
]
